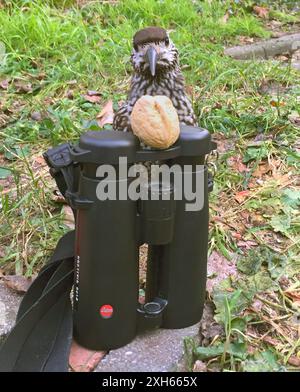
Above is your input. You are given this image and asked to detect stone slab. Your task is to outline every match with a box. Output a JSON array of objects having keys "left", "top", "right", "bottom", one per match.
[
  {"left": 0, "top": 281, "right": 22, "bottom": 342},
  {"left": 96, "top": 323, "right": 200, "bottom": 372}
]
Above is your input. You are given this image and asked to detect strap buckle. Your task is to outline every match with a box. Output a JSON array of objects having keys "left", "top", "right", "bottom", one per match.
[
  {"left": 43, "top": 143, "right": 78, "bottom": 198},
  {"left": 43, "top": 143, "right": 73, "bottom": 171}
]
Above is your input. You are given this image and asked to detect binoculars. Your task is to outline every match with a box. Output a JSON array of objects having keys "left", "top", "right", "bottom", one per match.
[{"left": 48, "top": 125, "right": 216, "bottom": 351}]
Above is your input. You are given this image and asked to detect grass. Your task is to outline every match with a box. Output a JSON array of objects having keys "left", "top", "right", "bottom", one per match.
[{"left": 0, "top": 0, "right": 300, "bottom": 371}]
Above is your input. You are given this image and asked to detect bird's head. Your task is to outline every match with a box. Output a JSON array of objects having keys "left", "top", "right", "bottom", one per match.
[{"left": 131, "top": 27, "right": 179, "bottom": 77}]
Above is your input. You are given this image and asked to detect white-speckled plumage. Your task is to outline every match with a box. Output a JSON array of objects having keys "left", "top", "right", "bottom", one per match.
[{"left": 113, "top": 27, "right": 197, "bottom": 132}]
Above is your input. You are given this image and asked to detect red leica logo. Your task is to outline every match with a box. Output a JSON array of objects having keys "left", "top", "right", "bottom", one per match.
[{"left": 100, "top": 304, "right": 113, "bottom": 319}]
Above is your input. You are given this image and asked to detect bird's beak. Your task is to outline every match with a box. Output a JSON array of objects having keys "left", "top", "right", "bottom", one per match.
[{"left": 146, "top": 46, "right": 158, "bottom": 77}]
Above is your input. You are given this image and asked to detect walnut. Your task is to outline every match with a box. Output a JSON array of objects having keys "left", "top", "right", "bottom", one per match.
[{"left": 131, "top": 95, "right": 180, "bottom": 149}]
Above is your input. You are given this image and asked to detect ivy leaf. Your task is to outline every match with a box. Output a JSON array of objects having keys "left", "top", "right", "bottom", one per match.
[
  {"left": 266, "top": 252, "right": 287, "bottom": 279},
  {"left": 281, "top": 189, "right": 300, "bottom": 209},
  {"left": 246, "top": 271, "right": 278, "bottom": 292},
  {"left": 237, "top": 249, "right": 262, "bottom": 275},
  {"left": 270, "top": 214, "right": 291, "bottom": 234}
]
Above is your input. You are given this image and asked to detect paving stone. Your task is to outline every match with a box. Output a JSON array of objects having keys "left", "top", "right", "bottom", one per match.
[
  {"left": 0, "top": 281, "right": 22, "bottom": 343},
  {"left": 96, "top": 323, "right": 200, "bottom": 372}
]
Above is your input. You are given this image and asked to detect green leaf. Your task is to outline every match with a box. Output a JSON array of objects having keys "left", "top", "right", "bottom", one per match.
[
  {"left": 213, "top": 289, "right": 251, "bottom": 325},
  {"left": 0, "top": 167, "right": 12, "bottom": 179},
  {"left": 82, "top": 119, "right": 101, "bottom": 131},
  {"left": 194, "top": 342, "right": 247, "bottom": 361},
  {"left": 194, "top": 344, "right": 225, "bottom": 360},
  {"left": 40, "top": 118, "right": 55, "bottom": 132},
  {"left": 229, "top": 341, "right": 247, "bottom": 360},
  {"left": 281, "top": 189, "right": 300, "bottom": 209},
  {"left": 183, "top": 337, "right": 197, "bottom": 370},
  {"left": 247, "top": 271, "right": 278, "bottom": 292},
  {"left": 237, "top": 249, "right": 262, "bottom": 275},
  {"left": 266, "top": 252, "right": 287, "bottom": 279},
  {"left": 243, "top": 145, "right": 268, "bottom": 163},
  {"left": 270, "top": 214, "right": 291, "bottom": 234},
  {"left": 231, "top": 317, "right": 247, "bottom": 333},
  {"left": 243, "top": 350, "right": 285, "bottom": 372},
  {"left": 4, "top": 145, "right": 30, "bottom": 161},
  {"left": 238, "top": 247, "right": 288, "bottom": 280}
]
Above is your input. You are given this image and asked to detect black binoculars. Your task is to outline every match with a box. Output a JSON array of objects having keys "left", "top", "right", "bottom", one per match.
[{"left": 47, "top": 125, "right": 216, "bottom": 351}]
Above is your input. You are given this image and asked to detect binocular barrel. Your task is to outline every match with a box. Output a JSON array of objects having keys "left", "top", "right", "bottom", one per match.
[
  {"left": 68, "top": 126, "right": 215, "bottom": 350},
  {"left": 72, "top": 174, "right": 139, "bottom": 350},
  {"left": 147, "top": 163, "right": 208, "bottom": 329}
]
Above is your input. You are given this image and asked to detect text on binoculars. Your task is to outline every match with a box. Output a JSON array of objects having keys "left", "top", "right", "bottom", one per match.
[{"left": 95, "top": 157, "right": 206, "bottom": 212}]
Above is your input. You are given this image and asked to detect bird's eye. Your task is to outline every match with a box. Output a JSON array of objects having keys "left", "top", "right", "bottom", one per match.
[
  {"left": 165, "top": 37, "right": 169, "bottom": 46},
  {"left": 133, "top": 43, "right": 138, "bottom": 51}
]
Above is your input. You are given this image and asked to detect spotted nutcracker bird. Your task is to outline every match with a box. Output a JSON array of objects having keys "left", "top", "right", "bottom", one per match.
[{"left": 113, "top": 26, "right": 197, "bottom": 132}]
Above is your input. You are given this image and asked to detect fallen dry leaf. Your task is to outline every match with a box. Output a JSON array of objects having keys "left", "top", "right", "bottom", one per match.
[
  {"left": 0, "top": 79, "right": 9, "bottom": 90},
  {"left": 276, "top": 55, "right": 289, "bottom": 62},
  {"left": 247, "top": 344, "right": 257, "bottom": 355},
  {"left": 252, "top": 162, "right": 272, "bottom": 178},
  {"left": 82, "top": 90, "right": 102, "bottom": 103},
  {"left": 193, "top": 360, "right": 207, "bottom": 372},
  {"left": 211, "top": 132, "right": 235, "bottom": 153},
  {"left": 82, "top": 94, "right": 101, "bottom": 103},
  {"left": 236, "top": 240, "right": 258, "bottom": 249},
  {"left": 33, "top": 155, "right": 47, "bottom": 167},
  {"left": 262, "top": 335, "right": 280, "bottom": 346},
  {"left": 239, "top": 36, "right": 254, "bottom": 45},
  {"left": 228, "top": 155, "right": 248, "bottom": 173},
  {"left": 284, "top": 290, "right": 300, "bottom": 301},
  {"left": 66, "top": 90, "right": 74, "bottom": 99},
  {"left": 270, "top": 99, "right": 285, "bottom": 107},
  {"left": 3, "top": 275, "right": 33, "bottom": 293},
  {"left": 97, "top": 100, "right": 114, "bottom": 128},
  {"left": 51, "top": 189, "right": 66, "bottom": 204},
  {"left": 240, "top": 210, "right": 251, "bottom": 221},
  {"left": 278, "top": 275, "right": 290, "bottom": 290},
  {"left": 36, "top": 72, "right": 46, "bottom": 81},
  {"left": 288, "top": 112, "right": 300, "bottom": 127},
  {"left": 69, "top": 340, "right": 106, "bottom": 372},
  {"left": 31, "top": 111, "right": 42, "bottom": 121},
  {"left": 251, "top": 213, "right": 265, "bottom": 226},
  {"left": 87, "top": 90, "right": 101, "bottom": 96},
  {"left": 288, "top": 356, "right": 300, "bottom": 367},
  {"left": 207, "top": 251, "right": 237, "bottom": 294},
  {"left": 199, "top": 301, "right": 224, "bottom": 345},
  {"left": 253, "top": 5, "right": 269, "bottom": 19},
  {"left": 234, "top": 190, "right": 250, "bottom": 204},
  {"left": 220, "top": 12, "right": 229, "bottom": 24},
  {"left": 232, "top": 232, "right": 242, "bottom": 240},
  {"left": 185, "top": 85, "right": 195, "bottom": 98},
  {"left": 62, "top": 205, "right": 75, "bottom": 230},
  {"left": 272, "top": 173, "right": 292, "bottom": 187},
  {"left": 14, "top": 81, "right": 33, "bottom": 94},
  {"left": 251, "top": 299, "right": 263, "bottom": 313}
]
